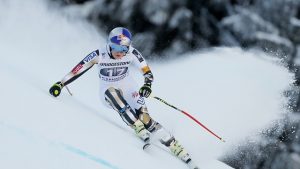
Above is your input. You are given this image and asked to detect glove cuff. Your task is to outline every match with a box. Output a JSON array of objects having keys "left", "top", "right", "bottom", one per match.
[
  {"left": 144, "top": 83, "right": 151, "bottom": 87},
  {"left": 55, "top": 81, "right": 64, "bottom": 89}
]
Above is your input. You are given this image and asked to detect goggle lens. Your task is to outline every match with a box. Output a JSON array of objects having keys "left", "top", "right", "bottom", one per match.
[{"left": 110, "top": 44, "right": 129, "bottom": 53}]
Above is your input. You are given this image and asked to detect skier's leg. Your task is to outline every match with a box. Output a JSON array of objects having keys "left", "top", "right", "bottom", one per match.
[
  {"left": 104, "top": 87, "right": 150, "bottom": 142},
  {"left": 134, "top": 105, "right": 191, "bottom": 163},
  {"left": 135, "top": 108, "right": 192, "bottom": 163},
  {"left": 119, "top": 83, "right": 197, "bottom": 166},
  {"left": 160, "top": 134, "right": 192, "bottom": 163},
  {"left": 135, "top": 105, "right": 162, "bottom": 133},
  {"left": 120, "top": 88, "right": 161, "bottom": 132}
]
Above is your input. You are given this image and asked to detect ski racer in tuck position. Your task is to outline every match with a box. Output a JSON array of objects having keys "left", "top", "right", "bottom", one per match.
[{"left": 49, "top": 27, "right": 198, "bottom": 168}]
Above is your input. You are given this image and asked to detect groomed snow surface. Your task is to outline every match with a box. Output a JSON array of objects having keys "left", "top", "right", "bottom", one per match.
[{"left": 0, "top": 0, "right": 293, "bottom": 169}]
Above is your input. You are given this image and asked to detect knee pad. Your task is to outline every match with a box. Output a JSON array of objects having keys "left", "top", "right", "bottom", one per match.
[
  {"left": 136, "top": 106, "right": 151, "bottom": 124},
  {"left": 105, "top": 87, "right": 138, "bottom": 125}
]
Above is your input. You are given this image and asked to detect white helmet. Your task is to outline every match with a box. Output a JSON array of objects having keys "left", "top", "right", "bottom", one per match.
[{"left": 108, "top": 27, "right": 132, "bottom": 53}]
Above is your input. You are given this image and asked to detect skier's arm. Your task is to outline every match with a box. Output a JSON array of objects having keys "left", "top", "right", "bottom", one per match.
[
  {"left": 139, "top": 66, "right": 153, "bottom": 98},
  {"left": 141, "top": 66, "right": 153, "bottom": 85},
  {"left": 49, "top": 50, "right": 99, "bottom": 97},
  {"left": 132, "top": 49, "right": 153, "bottom": 97}
]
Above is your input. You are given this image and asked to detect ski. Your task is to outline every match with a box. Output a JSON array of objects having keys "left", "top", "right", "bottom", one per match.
[
  {"left": 187, "top": 160, "right": 200, "bottom": 169},
  {"left": 142, "top": 142, "right": 151, "bottom": 150},
  {"left": 142, "top": 139, "right": 199, "bottom": 169},
  {"left": 140, "top": 126, "right": 200, "bottom": 169}
]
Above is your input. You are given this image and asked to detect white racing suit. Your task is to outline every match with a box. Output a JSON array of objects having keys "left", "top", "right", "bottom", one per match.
[
  {"left": 61, "top": 45, "right": 157, "bottom": 130},
  {"left": 59, "top": 45, "right": 193, "bottom": 164}
]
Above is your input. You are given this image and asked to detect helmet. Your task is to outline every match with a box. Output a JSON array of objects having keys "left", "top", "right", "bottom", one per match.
[{"left": 108, "top": 27, "right": 132, "bottom": 53}]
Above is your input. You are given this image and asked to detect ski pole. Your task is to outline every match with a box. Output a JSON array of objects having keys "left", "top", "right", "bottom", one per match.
[
  {"left": 150, "top": 95, "right": 225, "bottom": 143},
  {"left": 65, "top": 85, "right": 73, "bottom": 96}
]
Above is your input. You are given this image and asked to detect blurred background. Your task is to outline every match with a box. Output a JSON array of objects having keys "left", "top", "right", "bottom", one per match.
[
  {"left": 2, "top": 0, "right": 300, "bottom": 168},
  {"left": 54, "top": 0, "right": 300, "bottom": 64}
]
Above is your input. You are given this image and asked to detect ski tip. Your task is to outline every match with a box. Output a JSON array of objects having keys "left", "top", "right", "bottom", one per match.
[{"left": 142, "top": 143, "right": 151, "bottom": 150}]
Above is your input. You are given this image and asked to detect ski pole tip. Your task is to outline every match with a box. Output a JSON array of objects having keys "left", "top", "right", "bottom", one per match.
[{"left": 220, "top": 138, "right": 226, "bottom": 143}]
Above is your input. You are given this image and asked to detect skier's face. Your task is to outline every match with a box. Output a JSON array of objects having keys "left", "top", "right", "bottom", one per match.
[{"left": 112, "top": 51, "right": 126, "bottom": 59}]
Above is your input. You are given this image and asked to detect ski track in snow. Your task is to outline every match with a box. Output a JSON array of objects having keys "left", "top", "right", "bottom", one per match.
[
  {"left": 0, "top": 121, "right": 120, "bottom": 169},
  {"left": 0, "top": 0, "right": 293, "bottom": 169}
]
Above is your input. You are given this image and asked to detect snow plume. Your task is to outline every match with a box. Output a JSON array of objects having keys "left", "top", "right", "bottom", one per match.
[
  {"left": 221, "top": 114, "right": 300, "bottom": 169},
  {"left": 0, "top": 0, "right": 294, "bottom": 169},
  {"left": 0, "top": 0, "right": 103, "bottom": 68},
  {"left": 148, "top": 47, "right": 294, "bottom": 158}
]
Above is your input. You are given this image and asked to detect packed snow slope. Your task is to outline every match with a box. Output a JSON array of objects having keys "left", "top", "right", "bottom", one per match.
[{"left": 0, "top": 0, "right": 293, "bottom": 169}]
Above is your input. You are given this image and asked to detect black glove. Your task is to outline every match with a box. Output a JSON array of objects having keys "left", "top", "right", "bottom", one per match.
[
  {"left": 49, "top": 81, "right": 63, "bottom": 97},
  {"left": 139, "top": 84, "right": 152, "bottom": 98}
]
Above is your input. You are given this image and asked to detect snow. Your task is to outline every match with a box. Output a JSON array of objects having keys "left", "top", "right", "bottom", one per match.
[
  {"left": 0, "top": 0, "right": 294, "bottom": 169},
  {"left": 221, "top": 7, "right": 280, "bottom": 40},
  {"left": 169, "top": 7, "right": 192, "bottom": 29},
  {"left": 254, "top": 32, "right": 293, "bottom": 49},
  {"left": 290, "top": 17, "right": 300, "bottom": 27},
  {"left": 141, "top": 0, "right": 170, "bottom": 26},
  {"left": 294, "top": 46, "right": 300, "bottom": 65}
]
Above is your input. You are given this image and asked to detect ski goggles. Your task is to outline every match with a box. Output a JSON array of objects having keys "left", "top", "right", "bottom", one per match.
[{"left": 110, "top": 44, "right": 129, "bottom": 53}]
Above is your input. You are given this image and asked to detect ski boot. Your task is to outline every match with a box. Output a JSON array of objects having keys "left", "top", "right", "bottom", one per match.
[
  {"left": 169, "top": 139, "right": 191, "bottom": 163},
  {"left": 162, "top": 137, "right": 199, "bottom": 169},
  {"left": 133, "top": 119, "right": 150, "bottom": 142}
]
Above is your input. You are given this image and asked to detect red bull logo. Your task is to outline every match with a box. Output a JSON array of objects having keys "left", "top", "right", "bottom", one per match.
[
  {"left": 117, "top": 34, "right": 125, "bottom": 40},
  {"left": 117, "top": 34, "right": 130, "bottom": 46}
]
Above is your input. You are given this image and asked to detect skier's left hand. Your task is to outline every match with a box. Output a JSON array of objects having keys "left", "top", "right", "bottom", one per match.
[{"left": 139, "top": 84, "right": 152, "bottom": 98}]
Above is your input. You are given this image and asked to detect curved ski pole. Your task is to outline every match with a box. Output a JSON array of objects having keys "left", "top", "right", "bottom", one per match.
[{"left": 149, "top": 95, "right": 225, "bottom": 143}]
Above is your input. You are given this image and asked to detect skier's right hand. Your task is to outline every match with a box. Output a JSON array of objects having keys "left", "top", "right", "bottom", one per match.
[{"left": 49, "top": 81, "right": 63, "bottom": 97}]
